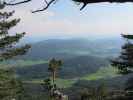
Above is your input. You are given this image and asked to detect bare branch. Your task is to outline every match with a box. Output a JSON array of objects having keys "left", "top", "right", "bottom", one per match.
[
  {"left": 4, "top": 0, "right": 31, "bottom": 6},
  {"left": 44, "top": 0, "right": 49, "bottom": 4},
  {"left": 73, "top": 0, "right": 133, "bottom": 10},
  {"left": 9, "top": 0, "right": 17, "bottom": 3},
  {"left": 80, "top": 3, "right": 87, "bottom": 10},
  {"left": 32, "top": 0, "right": 56, "bottom": 13}
]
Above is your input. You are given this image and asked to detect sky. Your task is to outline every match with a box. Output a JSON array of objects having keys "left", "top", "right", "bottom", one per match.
[{"left": 5, "top": 0, "right": 133, "bottom": 40}]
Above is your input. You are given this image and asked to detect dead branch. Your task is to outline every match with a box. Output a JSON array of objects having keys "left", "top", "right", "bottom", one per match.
[
  {"left": 4, "top": 0, "right": 31, "bottom": 6},
  {"left": 32, "top": 0, "right": 56, "bottom": 13},
  {"left": 3, "top": 0, "right": 133, "bottom": 13},
  {"left": 73, "top": 0, "right": 133, "bottom": 10}
]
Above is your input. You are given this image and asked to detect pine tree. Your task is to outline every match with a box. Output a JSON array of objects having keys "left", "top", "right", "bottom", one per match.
[
  {"left": 0, "top": 3, "right": 30, "bottom": 100},
  {"left": 0, "top": 69, "right": 23, "bottom": 100},
  {"left": 111, "top": 34, "right": 133, "bottom": 74},
  {"left": 48, "top": 58, "right": 63, "bottom": 85},
  {"left": 0, "top": 12, "right": 30, "bottom": 61},
  {"left": 45, "top": 58, "right": 63, "bottom": 99}
]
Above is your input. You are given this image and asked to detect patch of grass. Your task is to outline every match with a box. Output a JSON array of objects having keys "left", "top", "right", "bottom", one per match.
[
  {"left": 55, "top": 78, "right": 76, "bottom": 88},
  {"left": 24, "top": 78, "right": 76, "bottom": 88},
  {"left": 23, "top": 66, "right": 120, "bottom": 89},
  {"left": 81, "top": 66, "right": 120, "bottom": 81},
  {"left": 0, "top": 59, "right": 120, "bottom": 89},
  {"left": 14, "top": 60, "right": 48, "bottom": 67},
  {"left": 0, "top": 60, "right": 48, "bottom": 69}
]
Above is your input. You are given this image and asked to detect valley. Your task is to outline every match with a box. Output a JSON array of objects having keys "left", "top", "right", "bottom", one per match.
[{"left": 0, "top": 38, "right": 131, "bottom": 100}]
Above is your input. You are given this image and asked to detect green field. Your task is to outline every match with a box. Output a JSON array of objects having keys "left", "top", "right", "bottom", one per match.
[
  {"left": 0, "top": 60, "right": 120, "bottom": 89},
  {"left": 0, "top": 60, "right": 48, "bottom": 69},
  {"left": 24, "top": 78, "right": 76, "bottom": 88},
  {"left": 14, "top": 60, "right": 48, "bottom": 67},
  {"left": 82, "top": 66, "right": 120, "bottom": 80},
  {"left": 24, "top": 66, "right": 119, "bottom": 88}
]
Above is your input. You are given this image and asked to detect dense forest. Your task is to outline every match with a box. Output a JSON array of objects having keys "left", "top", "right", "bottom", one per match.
[{"left": 0, "top": 0, "right": 133, "bottom": 100}]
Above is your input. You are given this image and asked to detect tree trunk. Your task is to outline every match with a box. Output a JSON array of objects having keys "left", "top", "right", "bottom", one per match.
[{"left": 52, "top": 71, "right": 56, "bottom": 85}]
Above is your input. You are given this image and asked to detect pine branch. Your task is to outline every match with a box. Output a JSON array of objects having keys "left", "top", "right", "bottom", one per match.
[
  {"left": 0, "top": 11, "right": 15, "bottom": 19},
  {"left": 122, "top": 34, "right": 133, "bottom": 40},
  {"left": 0, "top": 33, "right": 25, "bottom": 49},
  {"left": 111, "top": 35, "right": 133, "bottom": 74},
  {"left": 0, "top": 3, "right": 30, "bottom": 99},
  {"left": 0, "top": 19, "right": 20, "bottom": 30},
  {"left": 0, "top": 45, "right": 30, "bottom": 60}
]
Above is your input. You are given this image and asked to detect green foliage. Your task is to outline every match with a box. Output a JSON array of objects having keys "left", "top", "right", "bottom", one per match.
[
  {"left": 0, "top": 60, "right": 48, "bottom": 69},
  {"left": 111, "top": 34, "right": 133, "bottom": 95},
  {"left": 0, "top": 10, "right": 30, "bottom": 61},
  {"left": 42, "top": 78, "right": 53, "bottom": 91},
  {"left": 24, "top": 66, "right": 119, "bottom": 90},
  {"left": 48, "top": 58, "right": 63, "bottom": 72},
  {"left": 40, "top": 59, "right": 69, "bottom": 100},
  {"left": 0, "top": 69, "right": 24, "bottom": 100},
  {"left": 80, "top": 84, "right": 108, "bottom": 100},
  {"left": 0, "top": 5, "right": 30, "bottom": 100},
  {"left": 111, "top": 34, "right": 133, "bottom": 74},
  {"left": 122, "top": 34, "right": 133, "bottom": 40},
  {"left": 48, "top": 58, "right": 63, "bottom": 84},
  {"left": 16, "top": 56, "right": 108, "bottom": 80},
  {"left": 14, "top": 60, "right": 48, "bottom": 68},
  {"left": 82, "top": 66, "right": 119, "bottom": 80}
]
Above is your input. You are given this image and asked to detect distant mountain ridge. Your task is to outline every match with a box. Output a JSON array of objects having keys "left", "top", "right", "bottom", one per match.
[
  {"left": 22, "top": 38, "right": 123, "bottom": 60},
  {"left": 16, "top": 38, "right": 125, "bottom": 80}
]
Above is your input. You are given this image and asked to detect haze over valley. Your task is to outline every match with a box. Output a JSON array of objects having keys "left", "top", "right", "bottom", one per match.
[{"left": 2, "top": 36, "right": 127, "bottom": 89}]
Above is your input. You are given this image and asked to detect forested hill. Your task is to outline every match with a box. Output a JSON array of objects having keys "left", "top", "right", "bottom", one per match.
[
  {"left": 22, "top": 37, "right": 123, "bottom": 60},
  {"left": 15, "top": 37, "right": 122, "bottom": 79},
  {"left": 16, "top": 55, "right": 108, "bottom": 79}
]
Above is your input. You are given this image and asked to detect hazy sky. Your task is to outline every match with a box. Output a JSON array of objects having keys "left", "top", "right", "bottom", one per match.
[{"left": 6, "top": 0, "right": 133, "bottom": 39}]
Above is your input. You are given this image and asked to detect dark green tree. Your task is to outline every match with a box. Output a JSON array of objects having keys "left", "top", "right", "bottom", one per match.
[
  {"left": 0, "top": 69, "right": 27, "bottom": 100},
  {"left": 0, "top": 11, "right": 30, "bottom": 61},
  {"left": 0, "top": 3, "right": 30, "bottom": 100},
  {"left": 111, "top": 34, "right": 133, "bottom": 74},
  {"left": 41, "top": 78, "right": 53, "bottom": 100},
  {"left": 48, "top": 58, "right": 63, "bottom": 85},
  {"left": 122, "top": 34, "right": 133, "bottom": 40},
  {"left": 111, "top": 34, "right": 133, "bottom": 94},
  {"left": 41, "top": 59, "right": 63, "bottom": 100}
]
